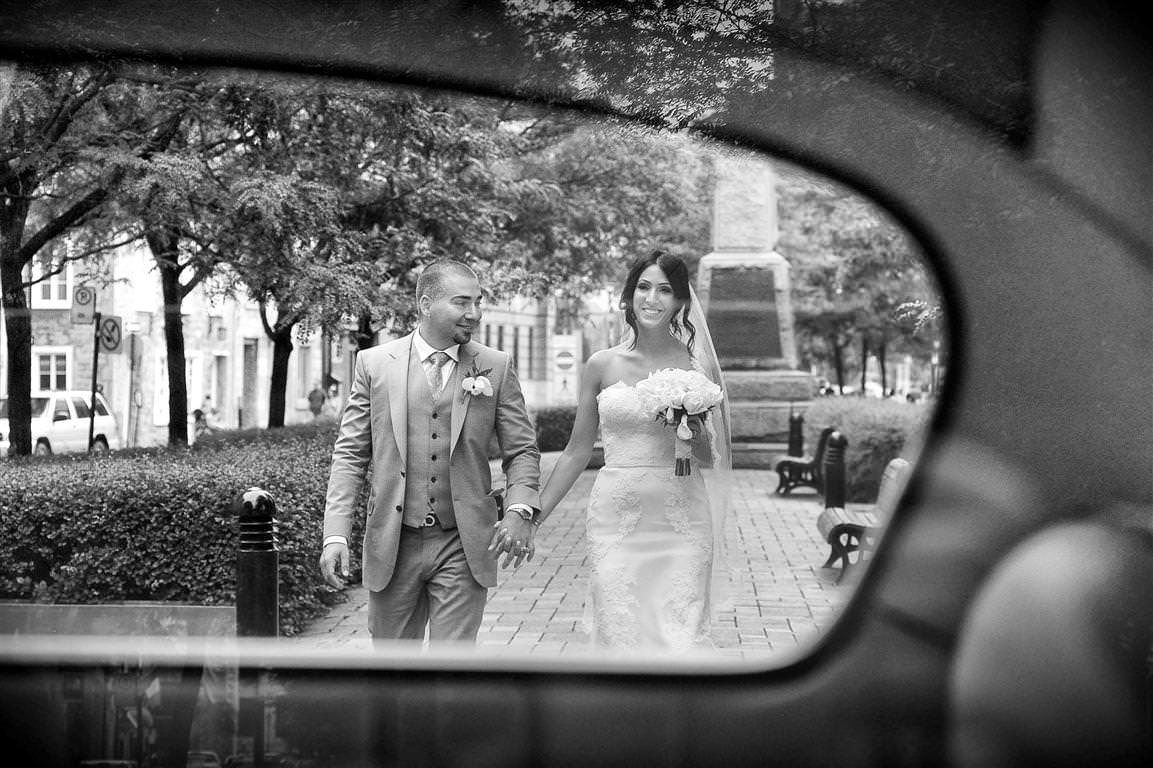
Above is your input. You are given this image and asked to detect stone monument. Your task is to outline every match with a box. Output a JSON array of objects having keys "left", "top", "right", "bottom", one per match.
[{"left": 697, "top": 153, "right": 816, "bottom": 468}]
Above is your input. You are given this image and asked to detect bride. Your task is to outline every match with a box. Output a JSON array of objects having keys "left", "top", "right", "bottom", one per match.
[{"left": 532, "top": 249, "right": 732, "bottom": 653}]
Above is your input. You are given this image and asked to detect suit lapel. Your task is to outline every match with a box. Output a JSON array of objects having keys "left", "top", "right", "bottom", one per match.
[
  {"left": 387, "top": 334, "right": 414, "bottom": 468},
  {"left": 450, "top": 343, "right": 477, "bottom": 456}
]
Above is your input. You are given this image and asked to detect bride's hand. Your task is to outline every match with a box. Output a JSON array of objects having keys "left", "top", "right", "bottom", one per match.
[{"left": 488, "top": 516, "right": 535, "bottom": 568}]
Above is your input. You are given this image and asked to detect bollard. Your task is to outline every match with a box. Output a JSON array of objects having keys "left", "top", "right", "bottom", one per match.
[
  {"left": 787, "top": 408, "right": 805, "bottom": 457},
  {"left": 822, "top": 431, "right": 848, "bottom": 509},
  {"left": 234, "top": 487, "right": 279, "bottom": 637},
  {"left": 234, "top": 488, "right": 278, "bottom": 768}
]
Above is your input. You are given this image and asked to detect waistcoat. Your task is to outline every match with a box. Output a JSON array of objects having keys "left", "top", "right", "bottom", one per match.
[{"left": 402, "top": 347, "right": 456, "bottom": 529}]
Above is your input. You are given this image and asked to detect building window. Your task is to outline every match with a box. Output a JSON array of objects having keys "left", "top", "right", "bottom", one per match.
[
  {"left": 527, "top": 327, "right": 535, "bottom": 380},
  {"left": 512, "top": 327, "right": 520, "bottom": 372},
  {"left": 25, "top": 256, "right": 72, "bottom": 309},
  {"left": 497, "top": 325, "right": 504, "bottom": 351},
  {"left": 34, "top": 348, "right": 70, "bottom": 391},
  {"left": 484, "top": 324, "right": 491, "bottom": 346}
]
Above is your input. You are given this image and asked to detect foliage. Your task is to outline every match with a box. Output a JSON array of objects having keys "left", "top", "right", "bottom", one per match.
[
  {"left": 502, "top": 123, "right": 712, "bottom": 311},
  {"left": 778, "top": 164, "right": 941, "bottom": 390},
  {"left": 0, "top": 425, "right": 349, "bottom": 636},
  {"left": 0, "top": 63, "right": 194, "bottom": 453},
  {"left": 532, "top": 406, "right": 578, "bottom": 452},
  {"left": 507, "top": 0, "right": 778, "bottom": 129},
  {"left": 800, "top": 396, "right": 930, "bottom": 502}
]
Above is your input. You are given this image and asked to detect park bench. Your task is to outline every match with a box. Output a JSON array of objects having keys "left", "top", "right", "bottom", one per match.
[
  {"left": 774, "top": 426, "right": 835, "bottom": 495},
  {"left": 817, "top": 457, "right": 912, "bottom": 583}
]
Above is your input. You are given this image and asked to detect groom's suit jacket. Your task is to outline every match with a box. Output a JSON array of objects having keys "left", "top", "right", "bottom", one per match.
[{"left": 322, "top": 332, "right": 541, "bottom": 590}]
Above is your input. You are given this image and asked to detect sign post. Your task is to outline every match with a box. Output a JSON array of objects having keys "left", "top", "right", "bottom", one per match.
[
  {"left": 88, "top": 313, "right": 101, "bottom": 452},
  {"left": 86, "top": 314, "right": 122, "bottom": 452}
]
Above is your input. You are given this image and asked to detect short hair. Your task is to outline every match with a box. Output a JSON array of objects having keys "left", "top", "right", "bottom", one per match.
[{"left": 415, "top": 260, "right": 478, "bottom": 302}]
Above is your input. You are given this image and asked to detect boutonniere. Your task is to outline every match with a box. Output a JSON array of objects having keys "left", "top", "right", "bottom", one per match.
[{"left": 462, "top": 363, "right": 494, "bottom": 398}]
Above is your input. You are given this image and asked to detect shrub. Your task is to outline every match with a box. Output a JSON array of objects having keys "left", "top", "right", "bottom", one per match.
[
  {"left": 0, "top": 424, "right": 350, "bottom": 636},
  {"left": 533, "top": 406, "right": 577, "bottom": 452},
  {"left": 800, "top": 397, "right": 931, "bottom": 502}
]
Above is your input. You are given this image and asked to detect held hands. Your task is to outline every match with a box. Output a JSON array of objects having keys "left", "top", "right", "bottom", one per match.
[
  {"left": 319, "top": 540, "right": 351, "bottom": 589},
  {"left": 488, "top": 514, "right": 536, "bottom": 569}
]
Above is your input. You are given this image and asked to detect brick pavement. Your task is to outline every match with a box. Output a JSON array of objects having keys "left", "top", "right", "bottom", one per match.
[{"left": 296, "top": 460, "right": 851, "bottom": 661}]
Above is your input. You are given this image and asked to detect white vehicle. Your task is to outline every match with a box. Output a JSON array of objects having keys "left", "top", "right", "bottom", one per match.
[{"left": 0, "top": 391, "right": 121, "bottom": 456}]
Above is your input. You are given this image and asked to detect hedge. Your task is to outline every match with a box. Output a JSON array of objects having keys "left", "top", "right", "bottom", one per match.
[
  {"left": 0, "top": 423, "right": 350, "bottom": 636},
  {"left": 0, "top": 404, "right": 626, "bottom": 636},
  {"left": 532, "top": 406, "right": 577, "bottom": 452},
  {"left": 799, "top": 397, "right": 931, "bottom": 502}
]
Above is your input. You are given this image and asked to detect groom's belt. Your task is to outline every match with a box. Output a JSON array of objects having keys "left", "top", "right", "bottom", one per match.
[{"left": 402, "top": 512, "right": 455, "bottom": 532}]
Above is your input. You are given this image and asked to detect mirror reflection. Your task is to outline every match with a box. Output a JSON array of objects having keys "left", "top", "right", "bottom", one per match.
[{"left": 0, "top": 65, "right": 945, "bottom": 666}]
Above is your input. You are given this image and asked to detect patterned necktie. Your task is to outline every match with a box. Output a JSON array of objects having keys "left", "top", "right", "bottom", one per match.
[{"left": 425, "top": 350, "right": 451, "bottom": 395}]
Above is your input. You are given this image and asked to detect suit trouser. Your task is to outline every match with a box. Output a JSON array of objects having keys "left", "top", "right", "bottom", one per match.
[{"left": 367, "top": 525, "right": 487, "bottom": 644}]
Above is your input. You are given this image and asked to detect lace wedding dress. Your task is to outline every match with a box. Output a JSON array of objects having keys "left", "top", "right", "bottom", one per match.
[{"left": 586, "top": 380, "right": 715, "bottom": 653}]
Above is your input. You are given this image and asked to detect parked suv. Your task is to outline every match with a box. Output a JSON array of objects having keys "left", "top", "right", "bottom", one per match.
[{"left": 0, "top": 391, "right": 121, "bottom": 456}]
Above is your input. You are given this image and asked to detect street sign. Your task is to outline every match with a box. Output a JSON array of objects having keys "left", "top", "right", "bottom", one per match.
[
  {"left": 554, "top": 350, "right": 575, "bottom": 371},
  {"left": 71, "top": 286, "right": 96, "bottom": 324},
  {"left": 98, "top": 315, "right": 122, "bottom": 353}
]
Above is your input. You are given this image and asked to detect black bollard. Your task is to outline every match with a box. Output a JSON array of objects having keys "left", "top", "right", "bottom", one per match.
[
  {"left": 822, "top": 431, "right": 848, "bottom": 509},
  {"left": 234, "top": 487, "right": 279, "bottom": 637},
  {"left": 234, "top": 488, "right": 278, "bottom": 768},
  {"left": 787, "top": 408, "right": 805, "bottom": 457}
]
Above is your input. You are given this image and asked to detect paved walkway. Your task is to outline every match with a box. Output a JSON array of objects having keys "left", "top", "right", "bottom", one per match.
[{"left": 296, "top": 459, "right": 850, "bottom": 661}]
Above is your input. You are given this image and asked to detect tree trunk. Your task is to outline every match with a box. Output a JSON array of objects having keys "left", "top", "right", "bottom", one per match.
[
  {"left": 267, "top": 325, "right": 294, "bottom": 428},
  {"left": 829, "top": 334, "right": 845, "bottom": 393},
  {"left": 859, "top": 336, "right": 869, "bottom": 396},
  {"left": 0, "top": 197, "right": 33, "bottom": 455},
  {"left": 355, "top": 311, "right": 376, "bottom": 350},
  {"left": 878, "top": 338, "right": 888, "bottom": 394},
  {"left": 148, "top": 227, "right": 189, "bottom": 446}
]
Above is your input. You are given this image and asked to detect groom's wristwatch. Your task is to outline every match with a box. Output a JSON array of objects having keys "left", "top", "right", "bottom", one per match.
[{"left": 506, "top": 504, "right": 539, "bottom": 526}]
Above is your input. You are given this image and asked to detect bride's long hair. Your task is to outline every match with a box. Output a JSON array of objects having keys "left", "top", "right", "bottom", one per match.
[{"left": 619, "top": 249, "right": 697, "bottom": 352}]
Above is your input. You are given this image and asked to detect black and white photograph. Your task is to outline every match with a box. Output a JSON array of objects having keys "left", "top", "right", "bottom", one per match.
[{"left": 0, "top": 1, "right": 1148, "bottom": 766}]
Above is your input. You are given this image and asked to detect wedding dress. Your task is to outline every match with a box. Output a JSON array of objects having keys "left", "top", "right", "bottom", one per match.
[{"left": 586, "top": 379, "right": 715, "bottom": 652}]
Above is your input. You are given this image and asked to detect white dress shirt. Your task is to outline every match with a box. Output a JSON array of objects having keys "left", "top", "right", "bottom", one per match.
[{"left": 412, "top": 332, "right": 460, "bottom": 395}]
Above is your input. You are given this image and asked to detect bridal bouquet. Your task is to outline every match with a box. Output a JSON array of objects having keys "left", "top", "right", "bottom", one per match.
[{"left": 635, "top": 368, "right": 724, "bottom": 476}]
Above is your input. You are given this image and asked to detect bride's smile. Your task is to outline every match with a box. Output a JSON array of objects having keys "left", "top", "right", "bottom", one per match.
[{"left": 633, "top": 265, "right": 681, "bottom": 329}]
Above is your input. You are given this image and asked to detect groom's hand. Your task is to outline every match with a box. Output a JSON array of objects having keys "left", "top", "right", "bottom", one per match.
[
  {"left": 488, "top": 516, "right": 535, "bottom": 569},
  {"left": 320, "top": 541, "right": 351, "bottom": 588}
]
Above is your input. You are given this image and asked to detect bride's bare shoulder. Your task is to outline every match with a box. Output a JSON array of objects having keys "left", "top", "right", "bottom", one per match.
[
  {"left": 586, "top": 346, "right": 620, "bottom": 373},
  {"left": 587, "top": 345, "right": 636, "bottom": 382}
]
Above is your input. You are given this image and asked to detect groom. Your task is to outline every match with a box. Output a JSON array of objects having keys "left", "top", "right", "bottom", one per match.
[{"left": 319, "top": 260, "right": 541, "bottom": 644}]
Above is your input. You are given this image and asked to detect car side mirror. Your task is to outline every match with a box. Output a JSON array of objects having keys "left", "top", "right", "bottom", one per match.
[{"left": 53, "top": 413, "right": 69, "bottom": 422}]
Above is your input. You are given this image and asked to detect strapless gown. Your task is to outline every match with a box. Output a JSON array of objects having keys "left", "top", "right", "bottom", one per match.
[{"left": 586, "top": 382, "right": 714, "bottom": 652}]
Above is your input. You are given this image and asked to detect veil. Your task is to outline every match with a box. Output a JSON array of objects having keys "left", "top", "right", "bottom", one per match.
[{"left": 684, "top": 285, "right": 736, "bottom": 618}]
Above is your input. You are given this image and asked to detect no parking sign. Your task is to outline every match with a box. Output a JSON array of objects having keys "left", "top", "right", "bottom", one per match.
[{"left": 71, "top": 286, "right": 96, "bottom": 324}]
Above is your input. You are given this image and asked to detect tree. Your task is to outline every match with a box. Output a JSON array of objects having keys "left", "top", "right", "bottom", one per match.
[
  {"left": 778, "top": 164, "right": 938, "bottom": 391},
  {"left": 506, "top": 0, "right": 780, "bottom": 129},
  {"left": 0, "top": 63, "right": 187, "bottom": 454},
  {"left": 501, "top": 121, "right": 712, "bottom": 311},
  {"left": 227, "top": 172, "right": 378, "bottom": 428}
]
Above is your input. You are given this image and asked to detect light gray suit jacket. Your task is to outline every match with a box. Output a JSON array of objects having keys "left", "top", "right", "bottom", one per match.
[{"left": 322, "top": 333, "right": 541, "bottom": 590}]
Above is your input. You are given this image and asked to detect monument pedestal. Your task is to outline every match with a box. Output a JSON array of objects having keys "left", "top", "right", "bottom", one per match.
[
  {"left": 723, "top": 369, "right": 818, "bottom": 468},
  {"left": 697, "top": 155, "right": 816, "bottom": 468}
]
